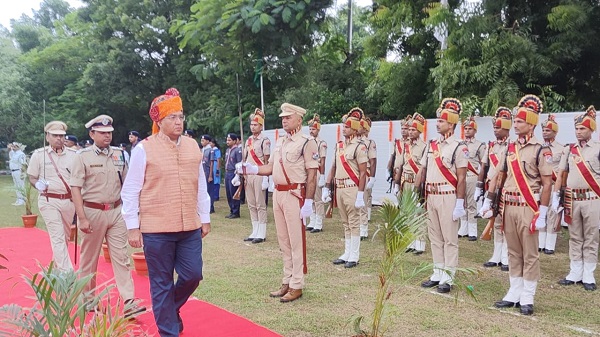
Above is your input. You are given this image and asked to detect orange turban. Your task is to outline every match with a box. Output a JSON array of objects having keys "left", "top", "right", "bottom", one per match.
[
  {"left": 250, "top": 108, "right": 265, "bottom": 125},
  {"left": 514, "top": 94, "right": 543, "bottom": 126},
  {"left": 493, "top": 107, "right": 512, "bottom": 130},
  {"left": 307, "top": 114, "right": 321, "bottom": 129},
  {"left": 343, "top": 107, "right": 363, "bottom": 131},
  {"left": 436, "top": 98, "right": 462, "bottom": 125},
  {"left": 149, "top": 88, "right": 183, "bottom": 135},
  {"left": 542, "top": 114, "right": 559, "bottom": 132},
  {"left": 575, "top": 105, "right": 597, "bottom": 131}
]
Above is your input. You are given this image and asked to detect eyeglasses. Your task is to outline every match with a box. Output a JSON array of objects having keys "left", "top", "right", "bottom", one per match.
[{"left": 164, "top": 114, "right": 186, "bottom": 122}]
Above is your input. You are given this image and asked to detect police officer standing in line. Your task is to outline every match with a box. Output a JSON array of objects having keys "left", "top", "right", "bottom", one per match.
[
  {"left": 481, "top": 94, "right": 552, "bottom": 315},
  {"left": 242, "top": 108, "right": 271, "bottom": 243},
  {"left": 323, "top": 108, "right": 368, "bottom": 268},
  {"left": 390, "top": 116, "right": 411, "bottom": 195},
  {"left": 27, "top": 121, "right": 77, "bottom": 272},
  {"left": 417, "top": 98, "right": 467, "bottom": 294},
  {"left": 225, "top": 133, "right": 243, "bottom": 218},
  {"left": 458, "top": 116, "right": 486, "bottom": 241},
  {"left": 397, "top": 113, "right": 427, "bottom": 254},
  {"left": 358, "top": 117, "right": 377, "bottom": 240},
  {"left": 538, "top": 115, "right": 563, "bottom": 255},
  {"left": 479, "top": 107, "right": 512, "bottom": 271},
  {"left": 70, "top": 115, "right": 145, "bottom": 316},
  {"left": 237, "top": 103, "right": 319, "bottom": 303},
  {"left": 553, "top": 106, "right": 600, "bottom": 291},
  {"left": 306, "top": 114, "right": 327, "bottom": 233},
  {"left": 64, "top": 135, "right": 79, "bottom": 149},
  {"left": 200, "top": 135, "right": 214, "bottom": 213},
  {"left": 8, "top": 142, "right": 26, "bottom": 206}
]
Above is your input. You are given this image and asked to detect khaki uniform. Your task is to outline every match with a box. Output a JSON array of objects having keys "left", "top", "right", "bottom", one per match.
[
  {"left": 271, "top": 132, "right": 319, "bottom": 289},
  {"left": 421, "top": 135, "right": 468, "bottom": 284},
  {"left": 335, "top": 138, "right": 369, "bottom": 262},
  {"left": 310, "top": 137, "right": 328, "bottom": 230},
  {"left": 458, "top": 138, "right": 486, "bottom": 238},
  {"left": 538, "top": 140, "right": 564, "bottom": 251},
  {"left": 397, "top": 138, "right": 427, "bottom": 252},
  {"left": 559, "top": 141, "right": 600, "bottom": 284},
  {"left": 244, "top": 134, "right": 271, "bottom": 240},
  {"left": 482, "top": 140, "right": 509, "bottom": 266},
  {"left": 360, "top": 136, "right": 377, "bottom": 238},
  {"left": 498, "top": 137, "right": 552, "bottom": 305},
  {"left": 70, "top": 145, "right": 134, "bottom": 301},
  {"left": 27, "top": 147, "right": 76, "bottom": 271},
  {"left": 393, "top": 138, "right": 407, "bottom": 171}
]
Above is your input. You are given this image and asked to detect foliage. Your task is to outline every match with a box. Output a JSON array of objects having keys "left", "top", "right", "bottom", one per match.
[
  {"left": 352, "top": 189, "right": 477, "bottom": 337},
  {"left": 0, "top": 262, "right": 146, "bottom": 337},
  {"left": 20, "top": 159, "right": 35, "bottom": 216}
]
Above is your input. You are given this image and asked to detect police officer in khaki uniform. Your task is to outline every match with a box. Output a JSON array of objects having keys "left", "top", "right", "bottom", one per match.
[
  {"left": 237, "top": 103, "right": 319, "bottom": 303},
  {"left": 553, "top": 106, "right": 600, "bottom": 291},
  {"left": 479, "top": 107, "right": 512, "bottom": 271},
  {"left": 323, "top": 108, "right": 368, "bottom": 268},
  {"left": 397, "top": 113, "right": 427, "bottom": 254},
  {"left": 481, "top": 95, "right": 552, "bottom": 315},
  {"left": 242, "top": 108, "right": 271, "bottom": 243},
  {"left": 359, "top": 116, "right": 377, "bottom": 240},
  {"left": 458, "top": 117, "right": 486, "bottom": 241},
  {"left": 390, "top": 116, "right": 411, "bottom": 195},
  {"left": 417, "top": 98, "right": 467, "bottom": 294},
  {"left": 539, "top": 115, "right": 564, "bottom": 254},
  {"left": 70, "top": 115, "right": 144, "bottom": 315},
  {"left": 306, "top": 114, "right": 328, "bottom": 233},
  {"left": 27, "top": 121, "right": 76, "bottom": 272}
]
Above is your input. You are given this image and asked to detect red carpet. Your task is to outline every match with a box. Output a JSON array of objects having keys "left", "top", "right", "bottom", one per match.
[{"left": 0, "top": 227, "right": 281, "bottom": 337}]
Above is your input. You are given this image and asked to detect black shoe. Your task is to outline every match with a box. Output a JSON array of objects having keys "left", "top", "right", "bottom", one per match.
[
  {"left": 178, "top": 312, "right": 183, "bottom": 333},
  {"left": 251, "top": 238, "right": 265, "bottom": 244},
  {"left": 243, "top": 237, "right": 254, "bottom": 242},
  {"left": 405, "top": 248, "right": 416, "bottom": 253},
  {"left": 360, "top": 236, "right": 368, "bottom": 241},
  {"left": 558, "top": 279, "right": 578, "bottom": 286},
  {"left": 494, "top": 300, "right": 519, "bottom": 308},
  {"left": 468, "top": 236, "right": 477, "bottom": 241},
  {"left": 229, "top": 213, "right": 240, "bottom": 219},
  {"left": 310, "top": 228, "right": 322, "bottom": 233},
  {"left": 543, "top": 249, "right": 554, "bottom": 255},
  {"left": 458, "top": 234, "right": 467, "bottom": 238},
  {"left": 483, "top": 261, "right": 499, "bottom": 268},
  {"left": 344, "top": 261, "right": 359, "bottom": 268},
  {"left": 421, "top": 280, "right": 440, "bottom": 288},
  {"left": 305, "top": 227, "right": 313, "bottom": 231},
  {"left": 437, "top": 284, "right": 452, "bottom": 293},
  {"left": 332, "top": 259, "right": 346, "bottom": 265},
  {"left": 414, "top": 250, "right": 424, "bottom": 255},
  {"left": 520, "top": 304, "right": 534, "bottom": 315},
  {"left": 583, "top": 283, "right": 597, "bottom": 291},
  {"left": 225, "top": 214, "right": 233, "bottom": 219},
  {"left": 500, "top": 264, "right": 509, "bottom": 272},
  {"left": 538, "top": 248, "right": 542, "bottom": 252}
]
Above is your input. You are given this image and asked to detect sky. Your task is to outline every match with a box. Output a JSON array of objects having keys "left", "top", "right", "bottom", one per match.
[{"left": 1, "top": 0, "right": 373, "bottom": 30}]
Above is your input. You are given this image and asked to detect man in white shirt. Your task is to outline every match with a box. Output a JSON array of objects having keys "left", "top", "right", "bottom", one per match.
[{"left": 8, "top": 142, "right": 27, "bottom": 206}]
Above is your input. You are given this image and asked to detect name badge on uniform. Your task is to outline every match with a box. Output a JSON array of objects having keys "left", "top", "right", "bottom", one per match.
[{"left": 90, "top": 164, "right": 104, "bottom": 168}]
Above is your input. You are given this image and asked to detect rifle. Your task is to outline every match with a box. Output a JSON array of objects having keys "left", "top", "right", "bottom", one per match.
[
  {"left": 233, "top": 174, "right": 244, "bottom": 200},
  {"left": 325, "top": 178, "right": 336, "bottom": 218},
  {"left": 555, "top": 165, "right": 569, "bottom": 231},
  {"left": 474, "top": 163, "right": 489, "bottom": 219},
  {"left": 386, "top": 151, "right": 396, "bottom": 193},
  {"left": 480, "top": 161, "right": 508, "bottom": 241}
]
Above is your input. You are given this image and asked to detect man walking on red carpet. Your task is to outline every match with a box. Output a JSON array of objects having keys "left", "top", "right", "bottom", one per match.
[{"left": 122, "top": 88, "right": 211, "bottom": 336}]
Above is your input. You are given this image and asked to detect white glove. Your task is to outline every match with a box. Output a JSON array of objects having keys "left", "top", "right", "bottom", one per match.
[
  {"left": 355, "top": 191, "right": 365, "bottom": 208},
  {"left": 551, "top": 191, "right": 560, "bottom": 212},
  {"left": 318, "top": 175, "right": 326, "bottom": 188},
  {"left": 452, "top": 198, "right": 466, "bottom": 221},
  {"left": 322, "top": 187, "right": 332, "bottom": 203},
  {"left": 261, "top": 176, "right": 269, "bottom": 190},
  {"left": 535, "top": 205, "right": 548, "bottom": 230},
  {"left": 474, "top": 187, "right": 482, "bottom": 202},
  {"left": 236, "top": 162, "right": 259, "bottom": 175},
  {"left": 480, "top": 198, "right": 492, "bottom": 218},
  {"left": 393, "top": 183, "right": 400, "bottom": 196},
  {"left": 366, "top": 177, "right": 376, "bottom": 190},
  {"left": 269, "top": 180, "right": 274, "bottom": 192},
  {"left": 231, "top": 174, "right": 241, "bottom": 187},
  {"left": 300, "top": 199, "right": 313, "bottom": 219},
  {"left": 35, "top": 179, "right": 49, "bottom": 192}
]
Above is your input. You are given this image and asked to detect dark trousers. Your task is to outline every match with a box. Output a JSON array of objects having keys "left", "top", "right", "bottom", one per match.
[
  {"left": 143, "top": 229, "right": 203, "bottom": 337},
  {"left": 225, "top": 171, "right": 240, "bottom": 215}
]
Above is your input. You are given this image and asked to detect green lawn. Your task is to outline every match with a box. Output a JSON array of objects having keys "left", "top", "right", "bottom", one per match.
[{"left": 0, "top": 175, "right": 598, "bottom": 336}]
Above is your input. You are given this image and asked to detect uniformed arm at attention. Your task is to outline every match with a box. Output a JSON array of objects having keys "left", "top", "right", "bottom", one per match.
[
  {"left": 121, "top": 143, "right": 146, "bottom": 230},
  {"left": 197, "top": 160, "right": 211, "bottom": 223}
]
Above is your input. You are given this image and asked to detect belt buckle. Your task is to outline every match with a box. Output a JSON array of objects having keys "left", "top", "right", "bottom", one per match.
[
  {"left": 103, "top": 203, "right": 110, "bottom": 211},
  {"left": 430, "top": 185, "right": 438, "bottom": 193},
  {"left": 577, "top": 192, "right": 586, "bottom": 199}
]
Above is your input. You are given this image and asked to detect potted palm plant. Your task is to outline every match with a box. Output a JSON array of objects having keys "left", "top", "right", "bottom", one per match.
[{"left": 18, "top": 158, "right": 38, "bottom": 228}]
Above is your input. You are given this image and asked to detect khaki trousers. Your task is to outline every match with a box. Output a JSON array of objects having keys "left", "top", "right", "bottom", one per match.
[
  {"left": 426, "top": 194, "right": 459, "bottom": 269},
  {"left": 79, "top": 205, "right": 134, "bottom": 300},
  {"left": 245, "top": 175, "right": 267, "bottom": 224},
  {"left": 336, "top": 186, "right": 360, "bottom": 237},
  {"left": 314, "top": 183, "right": 324, "bottom": 217},
  {"left": 359, "top": 187, "right": 373, "bottom": 224},
  {"left": 273, "top": 190, "right": 305, "bottom": 289},
  {"left": 38, "top": 197, "right": 75, "bottom": 271},
  {"left": 465, "top": 174, "right": 477, "bottom": 220},
  {"left": 503, "top": 205, "right": 540, "bottom": 281},
  {"left": 569, "top": 199, "right": 600, "bottom": 263}
]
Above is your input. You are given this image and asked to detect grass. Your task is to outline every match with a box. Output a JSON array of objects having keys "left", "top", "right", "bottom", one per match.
[{"left": 1, "top": 175, "right": 599, "bottom": 336}]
